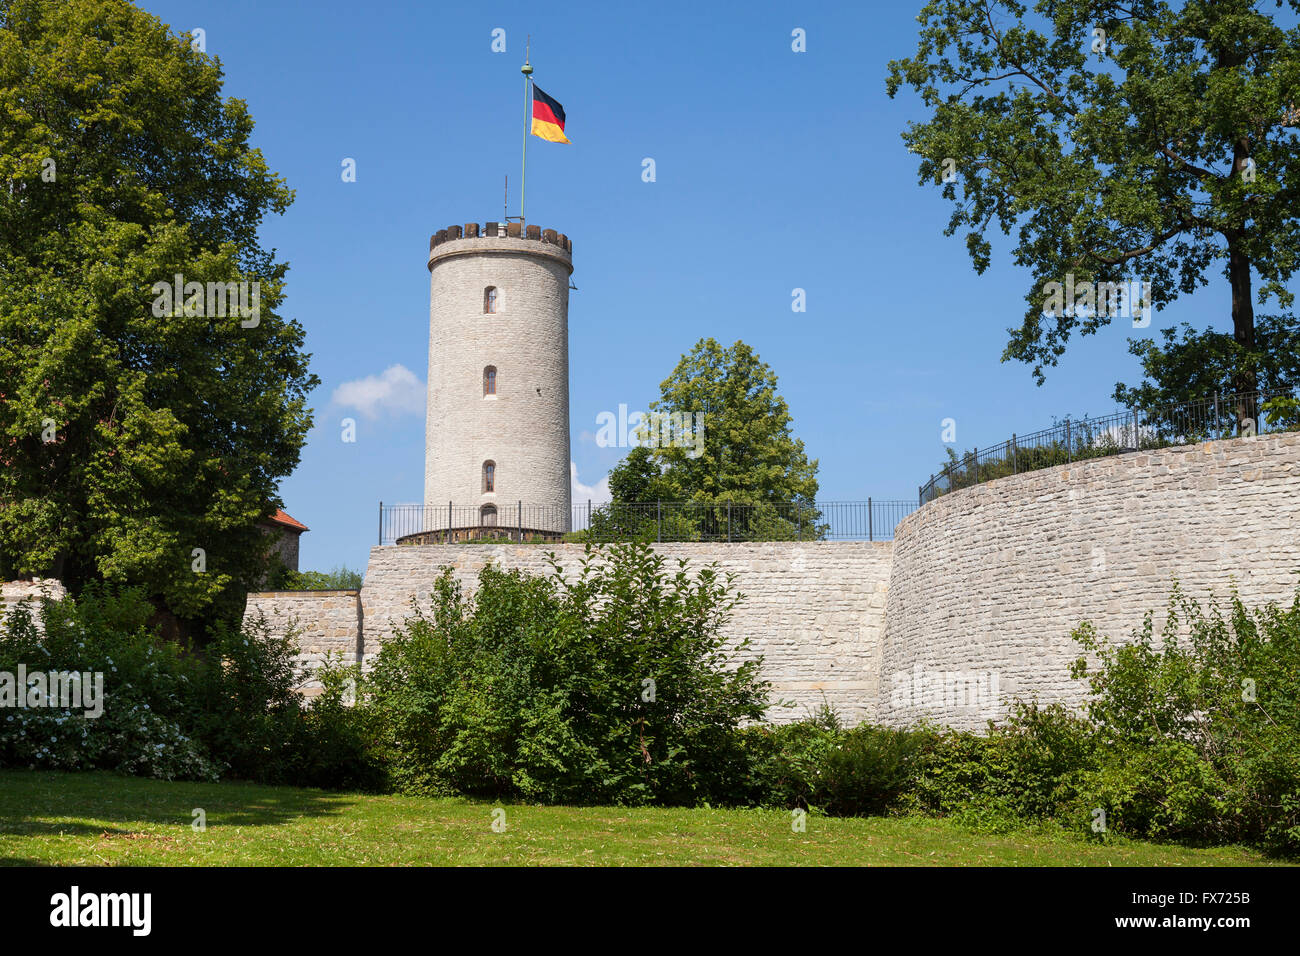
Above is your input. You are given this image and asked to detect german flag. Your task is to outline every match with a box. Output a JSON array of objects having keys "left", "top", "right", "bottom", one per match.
[{"left": 531, "top": 85, "right": 570, "bottom": 143}]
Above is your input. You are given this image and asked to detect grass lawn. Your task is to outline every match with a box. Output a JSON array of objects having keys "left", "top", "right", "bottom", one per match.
[{"left": 0, "top": 769, "right": 1287, "bottom": 866}]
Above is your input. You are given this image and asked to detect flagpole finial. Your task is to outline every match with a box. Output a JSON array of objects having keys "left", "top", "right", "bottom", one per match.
[{"left": 522, "top": 34, "right": 532, "bottom": 75}]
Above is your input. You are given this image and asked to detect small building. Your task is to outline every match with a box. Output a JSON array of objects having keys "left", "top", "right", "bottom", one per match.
[{"left": 260, "top": 508, "right": 308, "bottom": 575}]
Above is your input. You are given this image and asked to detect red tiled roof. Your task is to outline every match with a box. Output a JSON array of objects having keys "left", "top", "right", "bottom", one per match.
[{"left": 267, "top": 508, "right": 308, "bottom": 532}]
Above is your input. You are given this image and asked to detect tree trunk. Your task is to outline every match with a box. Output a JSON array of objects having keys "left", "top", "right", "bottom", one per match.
[
  {"left": 1226, "top": 233, "right": 1257, "bottom": 432},
  {"left": 1227, "top": 132, "right": 1259, "bottom": 434}
]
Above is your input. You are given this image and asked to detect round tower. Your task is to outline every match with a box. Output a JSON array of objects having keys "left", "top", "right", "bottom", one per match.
[{"left": 422, "top": 221, "right": 573, "bottom": 540}]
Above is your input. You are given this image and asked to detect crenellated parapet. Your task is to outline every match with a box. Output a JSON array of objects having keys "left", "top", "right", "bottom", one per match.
[{"left": 429, "top": 222, "right": 571, "bottom": 254}]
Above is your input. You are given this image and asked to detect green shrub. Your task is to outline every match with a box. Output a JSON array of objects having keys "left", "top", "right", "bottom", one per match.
[
  {"left": 283, "top": 654, "right": 384, "bottom": 791},
  {"left": 0, "top": 587, "right": 219, "bottom": 780},
  {"left": 737, "top": 706, "right": 843, "bottom": 808},
  {"left": 736, "top": 711, "right": 936, "bottom": 815},
  {"left": 816, "top": 723, "right": 936, "bottom": 815},
  {"left": 187, "top": 614, "right": 305, "bottom": 783},
  {"left": 187, "top": 613, "right": 381, "bottom": 790},
  {"left": 361, "top": 542, "right": 769, "bottom": 805},
  {"left": 905, "top": 704, "right": 1096, "bottom": 825},
  {"left": 906, "top": 728, "right": 1005, "bottom": 819},
  {"left": 0, "top": 585, "right": 379, "bottom": 790},
  {"left": 1067, "top": 585, "right": 1300, "bottom": 855}
]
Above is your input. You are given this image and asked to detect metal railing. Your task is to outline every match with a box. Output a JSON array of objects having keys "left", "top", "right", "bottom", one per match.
[
  {"left": 378, "top": 499, "right": 918, "bottom": 545},
  {"left": 919, "top": 388, "right": 1298, "bottom": 504},
  {"left": 380, "top": 502, "right": 569, "bottom": 544}
]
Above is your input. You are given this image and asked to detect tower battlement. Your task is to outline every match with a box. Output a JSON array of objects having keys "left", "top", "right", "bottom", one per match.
[{"left": 429, "top": 222, "right": 572, "bottom": 260}]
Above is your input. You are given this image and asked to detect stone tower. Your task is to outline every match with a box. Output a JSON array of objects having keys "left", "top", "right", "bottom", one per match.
[{"left": 423, "top": 221, "right": 573, "bottom": 539}]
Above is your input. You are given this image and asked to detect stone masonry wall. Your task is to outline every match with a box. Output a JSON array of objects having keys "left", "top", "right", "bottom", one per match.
[
  {"left": 241, "top": 433, "right": 1300, "bottom": 725},
  {"left": 879, "top": 431, "right": 1300, "bottom": 730},
  {"left": 2, "top": 578, "right": 68, "bottom": 609},
  {"left": 361, "top": 542, "right": 893, "bottom": 724},
  {"left": 1, "top": 579, "right": 68, "bottom": 633},
  {"left": 243, "top": 590, "right": 361, "bottom": 696}
]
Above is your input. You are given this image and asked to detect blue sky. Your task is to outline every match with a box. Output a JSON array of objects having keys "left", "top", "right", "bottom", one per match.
[{"left": 140, "top": 0, "right": 1261, "bottom": 574}]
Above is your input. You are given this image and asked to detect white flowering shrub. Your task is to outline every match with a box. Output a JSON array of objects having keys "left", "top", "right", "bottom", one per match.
[
  {"left": 0, "top": 589, "right": 221, "bottom": 779},
  {"left": 0, "top": 585, "right": 376, "bottom": 788}
]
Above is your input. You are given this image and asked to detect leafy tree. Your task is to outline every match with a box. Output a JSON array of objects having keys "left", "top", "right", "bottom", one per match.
[
  {"left": 887, "top": 0, "right": 1300, "bottom": 424},
  {"left": 578, "top": 447, "right": 669, "bottom": 542},
  {"left": 274, "top": 566, "right": 365, "bottom": 591},
  {"left": 607, "top": 338, "right": 819, "bottom": 507},
  {"left": 0, "top": 0, "right": 317, "bottom": 629},
  {"left": 1114, "top": 315, "right": 1300, "bottom": 427},
  {"left": 608, "top": 445, "right": 673, "bottom": 503}
]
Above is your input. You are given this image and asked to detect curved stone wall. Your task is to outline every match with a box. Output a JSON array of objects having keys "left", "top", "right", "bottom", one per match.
[
  {"left": 879, "top": 432, "right": 1300, "bottom": 730},
  {"left": 247, "top": 434, "right": 1300, "bottom": 728}
]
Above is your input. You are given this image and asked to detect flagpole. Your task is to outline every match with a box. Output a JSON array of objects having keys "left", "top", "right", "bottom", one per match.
[{"left": 520, "top": 37, "right": 532, "bottom": 230}]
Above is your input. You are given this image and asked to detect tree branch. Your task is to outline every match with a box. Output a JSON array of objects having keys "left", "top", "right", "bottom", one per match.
[
  {"left": 1077, "top": 222, "right": 1188, "bottom": 268},
  {"left": 1158, "top": 146, "right": 1215, "bottom": 181}
]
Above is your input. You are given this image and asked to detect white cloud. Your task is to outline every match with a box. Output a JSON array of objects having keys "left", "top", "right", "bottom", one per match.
[
  {"left": 571, "top": 461, "right": 611, "bottom": 507},
  {"left": 332, "top": 364, "right": 425, "bottom": 419}
]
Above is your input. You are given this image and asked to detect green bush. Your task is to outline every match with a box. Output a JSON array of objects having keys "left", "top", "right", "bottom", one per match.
[
  {"left": 736, "top": 706, "right": 843, "bottom": 808},
  {"left": 738, "top": 710, "right": 935, "bottom": 814},
  {"left": 0, "top": 587, "right": 218, "bottom": 780},
  {"left": 1067, "top": 585, "right": 1300, "bottom": 855},
  {"left": 282, "top": 654, "right": 384, "bottom": 791},
  {"left": 0, "top": 585, "right": 379, "bottom": 790},
  {"left": 361, "top": 542, "right": 769, "bottom": 805},
  {"left": 187, "top": 613, "right": 380, "bottom": 790},
  {"left": 187, "top": 615, "right": 302, "bottom": 781},
  {"left": 816, "top": 722, "right": 937, "bottom": 816},
  {"left": 904, "top": 704, "right": 1096, "bottom": 826}
]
